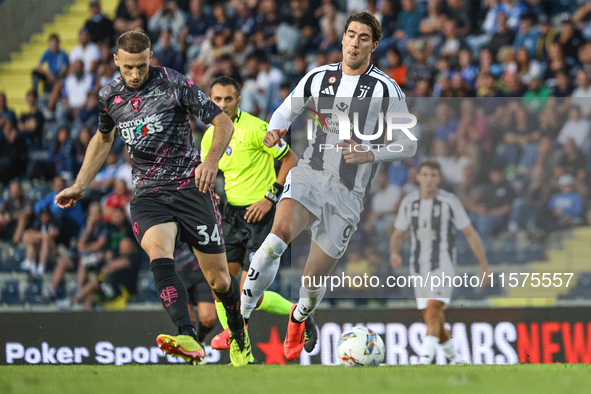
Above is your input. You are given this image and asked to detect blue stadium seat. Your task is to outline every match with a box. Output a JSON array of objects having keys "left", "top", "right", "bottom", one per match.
[
  {"left": 1, "top": 280, "right": 21, "bottom": 304},
  {"left": 23, "top": 278, "right": 46, "bottom": 304}
]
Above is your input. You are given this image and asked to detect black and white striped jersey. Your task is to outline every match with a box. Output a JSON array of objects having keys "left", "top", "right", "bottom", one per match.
[
  {"left": 269, "top": 62, "right": 413, "bottom": 196},
  {"left": 394, "top": 189, "right": 471, "bottom": 275}
]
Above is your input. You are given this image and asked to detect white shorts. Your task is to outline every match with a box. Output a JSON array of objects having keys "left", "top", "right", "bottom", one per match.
[
  {"left": 279, "top": 165, "right": 363, "bottom": 259},
  {"left": 411, "top": 265, "right": 454, "bottom": 310}
]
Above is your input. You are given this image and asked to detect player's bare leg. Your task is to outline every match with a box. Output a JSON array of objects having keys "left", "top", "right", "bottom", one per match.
[
  {"left": 284, "top": 241, "right": 337, "bottom": 360},
  {"left": 195, "top": 249, "right": 251, "bottom": 366},
  {"left": 418, "top": 300, "right": 464, "bottom": 364},
  {"left": 142, "top": 222, "right": 205, "bottom": 364}
]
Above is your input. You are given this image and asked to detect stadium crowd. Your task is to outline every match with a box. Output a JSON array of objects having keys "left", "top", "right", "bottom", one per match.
[{"left": 1, "top": 0, "right": 591, "bottom": 307}]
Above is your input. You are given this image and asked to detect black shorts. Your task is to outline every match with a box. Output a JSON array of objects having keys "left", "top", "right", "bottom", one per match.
[
  {"left": 222, "top": 203, "right": 275, "bottom": 270},
  {"left": 176, "top": 265, "right": 214, "bottom": 305},
  {"left": 130, "top": 186, "right": 225, "bottom": 255}
]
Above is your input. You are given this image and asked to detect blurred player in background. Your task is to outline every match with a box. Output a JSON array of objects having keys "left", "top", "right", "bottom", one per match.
[
  {"left": 174, "top": 242, "right": 216, "bottom": 352},
  {"left": 240, "top": 12, "right": 418, "bottom": 361},
  {"left": 202, "top": 76, "right": 317, "bottom": 359},
  {"left": 390, "top": 159, "right": 490, "bottom": 365},
  {"left": 55, "top": 29, "right": 251, "bottom": 366}
]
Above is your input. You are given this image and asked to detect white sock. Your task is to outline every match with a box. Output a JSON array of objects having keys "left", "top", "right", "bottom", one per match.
[
  {"left": 240, "top": 233, "right": 287, "bottom": 319},
  {"left": 36, "top": 264, "right": 45, "bottom": 276},
  {"left": 418, "top": 335, "right": 439, "bottom": 365},
  {"left": 440, "top": 338, "right": 464, "bottom": 362},
  {"left": 293, "top": 286, "right": 326, "bottom": 322}
]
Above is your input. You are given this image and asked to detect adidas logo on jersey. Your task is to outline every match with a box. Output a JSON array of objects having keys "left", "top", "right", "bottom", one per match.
[{"left": 321, "top": 85, "right": 335, "bottom": 95}]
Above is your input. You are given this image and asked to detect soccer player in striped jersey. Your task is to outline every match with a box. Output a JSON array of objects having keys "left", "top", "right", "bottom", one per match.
[
  {"left": 390, "top": 159, "right": 490, "bottom": 365},
  {"left": 240, "top": 12, "right": 418, "bottom": 361}
]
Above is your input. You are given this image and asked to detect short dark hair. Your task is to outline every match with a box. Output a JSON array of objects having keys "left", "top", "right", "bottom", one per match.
[
  {"left": 344, "top": 12, "right": 382, "bottom": 42},
  {"left": 116, "top": 28, "right": 151, "bottom": 54},
  {"left": 49, "top": 34, "right": 60, "bottom": 42},
  {"left": 417, "top": 159, "right": 441, "bottom": 174},
  {"left": 210, "top": 76, "right": 240, "bottom": 96}
]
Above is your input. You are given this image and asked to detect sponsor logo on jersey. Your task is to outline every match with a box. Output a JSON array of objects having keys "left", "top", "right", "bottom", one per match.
[
  {"left": 113, "top": 96, "right": 124, "bottom": 104},
  {"left": 328, "top": 76, "right": 337, "bottom": 84},
  {"left": 321, "top": 85, "right": 335, "bottom": 95},
  {"left": 118, "top": 114, "right": 164, "bottom": 143}
]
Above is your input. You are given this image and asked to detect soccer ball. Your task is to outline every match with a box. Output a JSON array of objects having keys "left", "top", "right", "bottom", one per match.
[{"left": 337, "top": 326, "right": 385, "bottom": 367}]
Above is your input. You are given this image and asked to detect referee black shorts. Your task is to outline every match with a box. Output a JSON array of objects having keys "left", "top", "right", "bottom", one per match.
[
  {"left": 222, "top": 202, "right": 275, "bottom": 270},
  {"left": 176, "top": 264, "right": 214, "bottom": 305},
  {"left": 130, "top": 185, "right": 225, "bottom": 255}
]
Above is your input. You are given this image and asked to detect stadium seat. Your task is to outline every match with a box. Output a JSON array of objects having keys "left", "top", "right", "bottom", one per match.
[{"left": 1, "top": 280, "right": 21, "bottom": 304}]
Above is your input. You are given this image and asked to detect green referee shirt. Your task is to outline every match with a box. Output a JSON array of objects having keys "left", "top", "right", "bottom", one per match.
[{"left": 201, "top": 108, "right": 289, "bottom": 206}]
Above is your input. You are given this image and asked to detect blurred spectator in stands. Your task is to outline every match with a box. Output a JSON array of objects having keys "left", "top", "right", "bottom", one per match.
[
  {"left": 458, "top": 48, "right": 478, "bottom": 88},
  {"left": 69, "top": 237, "right": 139, "bottom": 310},
  {"left": 467, "top": 160, "right": 516, "bottom": 250},
  {"left": 18, "top": 90, "right": 45, "bottom": 148},
  {"left": 153, "top": 29, "right": 184, "bottom": 72},
  {"left": 241, "top": 53, "right": 284, "bottom": 117},
  {"left": 515, "top": 46, "right": 542, "bottom": 85},
  {"left": 548, "top": 173, "right": 585, "bottom": 228},
  {"left": 114, "top": 0, "right": 148, "bottom": 35},
  {"left": 571, "top": 69, "right": 591, "bottom": 118},
  {"left": 557, "top": 105, "right": 591, "bottom": 154},
  {"left": 405, "top": 43, "right": 434, "bottom": 90},
  {"left": 85, "top": 0, "right": 115, "bottom": 47},
  {"left": 401, "top": 164, "right": 420, "bottom": 196},
  {"left": 433, "top": 102, "right": 458, "bottom": 143},
  {"left": 543, "top": 42, "right": 570, "bottom": 88},
  {"left": 148, "top": 0, "right": 186, "bottom": 43},
  {"left": 32, "top": 34, "right": 68, "bottom": 105},
  {"left": 522, "top": 76, "right": 551, "bottom": 112},
  {"left": 385, "top": 49, "right": 407, "bottom": 86},
  {"left": 319, "top": 28, "right": 341, "bottom": 54},
  {"left": 556, "top": 19, "right": 585, "bottom": 62},
  {"left": 552, "top": 69, "right": 573, "bottom": 97},
  {"left": 0, "top": 92, "right": 17, "bottom": 127},
  {"left": 453, "top": 98, "right": 493, "bottom": 155},
  {"left": 557, "top": 137, "right": 587, "bottom": 185},
  {"left": 62, "top": 60, "right": 94, "bottom": 120},
  {"left": 282, "top": 0, "right": 320, "bottom": 54},
  {"left": 487, "top": 11, "right": 516, "bottom": 58},
  {"left": 0, "top": 118, "right": 28, "bottom": 185},
  {"left": 208, "top": 54, "right": 243, "bottom": 86},
  {"left": 512, "top": 13, "right": 539, "bottom": 57},
  {"left": 77, "top": 93, "right": 100, "bottom": 131},
  {"left": 365, "top": 172, "right": 401, "bottom": 254},
  {"left": 342, "top": 246, "right": 372, "bottom": 289},
  {"left": 445, "top": 0, "right": 471, "bottom": 35},
  {"left": 499, "top": 103, "right": 539, "bottom": 166},
  {"left": 572, "top": 2, "right": 591, "bottom": 41},
  {"left": 106, "top": 207, "right": 134, "bottom": 253},
  {"left": 85, "top": 150, "right": 122, "bottom": 203},
  {"left": 75, "top": 203, "right": 110, "bottom": 292},
  {"left": 533, "top": 15, "right": 557, "bottom": 62},
  {"left": 69, "top": 27, "right": 101, "bottom": 75},
  {"left": 95, "top": 61, "right": 121, "bottom": 92},
  {"left": 231, "top": 1, "right": 256, "bottom": 36},
  {"left": 102, "top": 179, "right": 131, "bottom": 222},
  {"left": 419, "top": 0, "right": 447, "bottom": 41},
  {"left": 504, "top": 0, "right": 527, "bottom": 31},
  {"left": 394, "top": 0, "right": 424, "bottom": 53},
  {"left": 21, "top": 208, "right": 59, "bottom": 277},
  {"left": 210, "top": 3, "right": 234, "bottom": 38},
  {"left": 180, "top": 0, "right": 210, "bottom": 50},
  {"left": 50, "top": 126, "right": 77, "bottom": 178},
  {"left": 0, "top": 181, "right": 33, "bottom": 244},
  {"left": 251, "top": 0, "right": 281, "bottom": 53},
  {"left": 438, "top": 138, "right": 475, "bottom": 189},
  {"left": 505, "top": 163, "right": 553, "bottom": 236},
  {"left": 75, "top": 127, "right": 93, "bottom": 167},
  {"left": 34, "top": 176, "right": 85, "bottom": 241},
  {"left": 319, "top": 0, "right": 348, "bottom": 37},
  {"left": 115, "top": 149, "right": 133, "bottom": 191}
]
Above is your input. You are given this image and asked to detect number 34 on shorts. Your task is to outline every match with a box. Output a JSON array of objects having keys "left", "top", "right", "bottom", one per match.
[{"left": 196, "top": 224, "right": 222, "bottom": 245}]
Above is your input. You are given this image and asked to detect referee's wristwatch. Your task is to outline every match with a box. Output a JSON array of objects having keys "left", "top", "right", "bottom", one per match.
[{"left": 264, "top": 182, "right": 284, "bottom": 203}]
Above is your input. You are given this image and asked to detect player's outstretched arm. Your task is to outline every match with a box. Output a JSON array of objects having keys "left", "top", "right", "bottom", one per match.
[
  {"left": 195, "top": 112, "right": 233, "bottom": 192},
  {"left": 461, "top": 225, "right": 491, "bottom": 286},
  {"left": 55, "top": 128, "right": 115, "bottom": 209},
  {"left": 389, "top": 228, "right": 405, "bottom": 269}
]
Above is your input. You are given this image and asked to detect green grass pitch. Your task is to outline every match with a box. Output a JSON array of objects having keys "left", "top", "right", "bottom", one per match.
[{"left": 1, "top": 364, "right": 589, "bottom": 394}]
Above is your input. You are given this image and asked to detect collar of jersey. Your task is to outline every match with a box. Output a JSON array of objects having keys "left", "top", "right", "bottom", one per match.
[
  {"left": 338, "top": 62, "right": 374, "bottom": 75},
  {"left": 234, "top": 108, "right": 242, "bottom": 123}
]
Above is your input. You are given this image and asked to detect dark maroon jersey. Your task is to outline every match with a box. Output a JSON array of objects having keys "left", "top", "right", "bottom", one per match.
[{"left": 98, "top": 66, "right": 222, "bottom": 196}]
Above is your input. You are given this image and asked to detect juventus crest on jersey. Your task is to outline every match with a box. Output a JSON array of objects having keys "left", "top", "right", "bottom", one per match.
[
  {"left": 394, "top": 189, "right": 472, "bottom": 275},
  {"left": 269, "top": 62, "right": 412, "bottom": 196}
]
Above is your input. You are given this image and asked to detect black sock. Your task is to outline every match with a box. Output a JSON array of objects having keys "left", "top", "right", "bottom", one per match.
[
  {"left": 244, "top": 317, "right": 249, "bottom": 326},
  {"left": 151, "top": 258, "right": 193, "bottom": 330},
  {"left": 197, "top": 322, "right": 214, "bottom": 343},
  {"left": 213, "top": 274, "right": 243, "bottom": 333},
  {"left": 180, "top": 324, "right": 198, "bottom": 341}
]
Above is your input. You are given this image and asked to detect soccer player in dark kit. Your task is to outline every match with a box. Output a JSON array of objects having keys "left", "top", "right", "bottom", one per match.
[{"left": 55, "top": 29, "right": 251, "bottom": 366}]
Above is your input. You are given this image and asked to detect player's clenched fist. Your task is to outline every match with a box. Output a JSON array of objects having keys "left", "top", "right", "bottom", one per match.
[
  {"left": 334, "top": 139, "right": 375, "bottom": 164},
  {"left": 55, "top": 186, "right": 85, "bottom": 209},
  {"left": 390, "top": 252, "right": 402, "bottom": 269},
  {"left": 263, "top": 128, "right": 287, "bottom": 148},
  {"left": 195, "top": 160, "right": 218, "bottom": 193}
]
